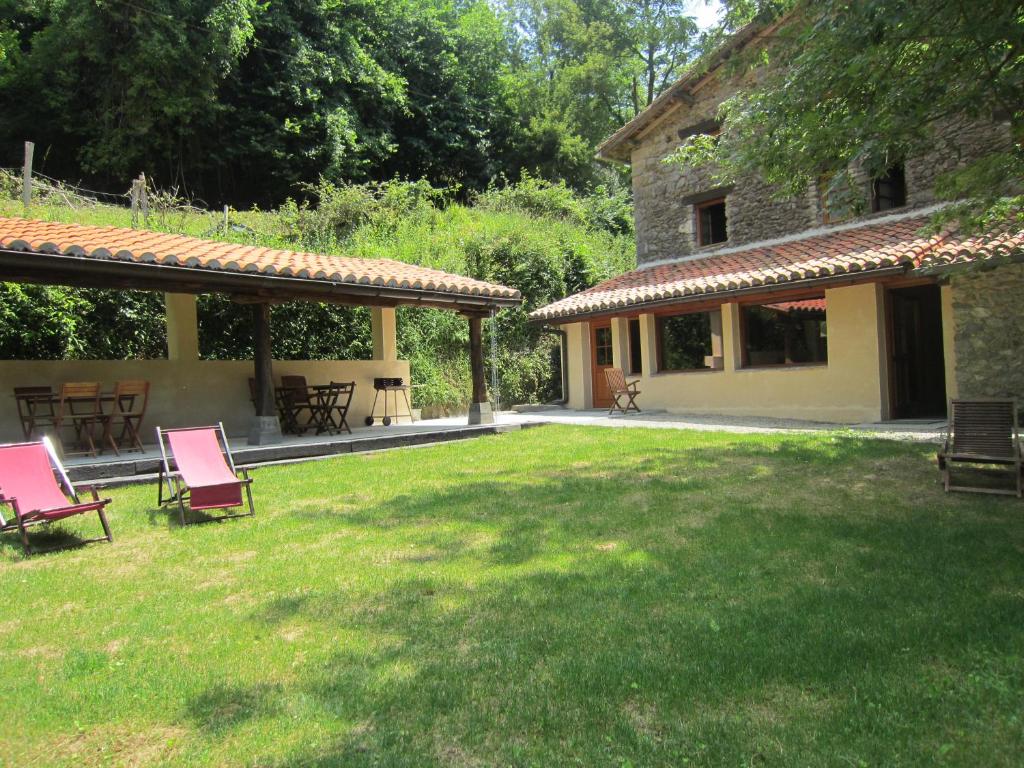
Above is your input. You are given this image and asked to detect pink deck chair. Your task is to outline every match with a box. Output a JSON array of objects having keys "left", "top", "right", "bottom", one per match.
[
  {"left": 0, "top": 437, "right": 113, "bottom": 555},
  {"left": 156, "top": 423, "right": 255, "bottom": 525}
]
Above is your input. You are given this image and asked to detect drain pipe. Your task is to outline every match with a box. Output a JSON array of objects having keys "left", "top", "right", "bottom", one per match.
[{"left": 540, "top": 325, "right": 569, "bottom": 405}]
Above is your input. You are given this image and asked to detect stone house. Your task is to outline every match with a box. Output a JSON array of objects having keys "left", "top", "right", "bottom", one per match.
[{"left": 530, "top": 23, "right": 1024, "bottom": 423}]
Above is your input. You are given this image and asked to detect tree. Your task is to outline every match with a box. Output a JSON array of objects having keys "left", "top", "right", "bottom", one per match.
[
  {"left": 667, "top": 0, "right": 1024, "bottom": 231},
  {"left": 503, "top": 0, "right": 700, "bottom": 187},
  {"left": 0, "top": 0, "right": 258, "bottom": 189}
]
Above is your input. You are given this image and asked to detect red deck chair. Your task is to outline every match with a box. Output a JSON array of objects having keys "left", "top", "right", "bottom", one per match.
[
  {"left": 156, "top": 423, "right": 255, "bottom": 525},
  {"left": 0, "top": 437, "right": 113, "bottom": 555}
]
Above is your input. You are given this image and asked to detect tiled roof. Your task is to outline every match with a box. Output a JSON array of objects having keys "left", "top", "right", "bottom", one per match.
[
  {"left": 763, "top": 299, "right": 827, "bottom": 314},
  {"left": 531, "top": 214, "right": 1024, "bottom": 321},
  {"left": 0, "top": 217, "right": 520, "bottom": 302}
]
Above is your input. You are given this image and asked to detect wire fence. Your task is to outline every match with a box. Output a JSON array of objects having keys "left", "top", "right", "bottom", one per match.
[{"left": 0, "top": 166, "right": 266, "bottom": 240}]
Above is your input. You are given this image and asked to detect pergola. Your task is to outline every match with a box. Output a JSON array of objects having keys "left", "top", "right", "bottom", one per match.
[{"left": 0, "top": 217, "right": 521, "bottom": 444}]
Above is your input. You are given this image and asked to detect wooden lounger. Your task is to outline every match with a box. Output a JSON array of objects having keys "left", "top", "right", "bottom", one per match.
[{"left": 937, "top": 399, "right": 1022, "bottom": 497}]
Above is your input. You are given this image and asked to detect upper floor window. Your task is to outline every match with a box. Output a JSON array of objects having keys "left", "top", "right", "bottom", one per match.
[
  {"left": 696, "top": 198, "right": 728, "bottom": 246},
  {"left": 871, "top": 165, "right": 907, "bottom": 212},
  {"left": 657, "top": 310, "right": 719, "bottom": 372},
  {"left": 743, "top": 297, "right": 828, "bottom": 367}
]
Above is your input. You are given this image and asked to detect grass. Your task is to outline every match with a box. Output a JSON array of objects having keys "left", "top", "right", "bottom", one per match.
[{"left": 1, "top": 425, "right": 1023, "bottom": 767}]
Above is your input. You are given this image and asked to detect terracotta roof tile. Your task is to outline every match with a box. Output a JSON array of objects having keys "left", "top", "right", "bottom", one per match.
[
  {"left": 531, "top": 214, "right": 1024, "bottom": 321},
  {"left": 0, "top": 217, "right": 520, "bottom": 302}
]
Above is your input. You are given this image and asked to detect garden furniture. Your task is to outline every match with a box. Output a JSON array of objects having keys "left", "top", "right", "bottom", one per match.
[
  {"left": 0, "top": 436, "right": 113, "bottom": 555},
  {"left": 55, "top": 382, "right": 104, "bottom": 456},
  {"left": 101, "top": 379, "right": 150, "bottom": 455},
  {"left": 156, "top": 423, "right": 255, "bottom": 525},
  {"left": 604, "top": 367, "right": 641, "bottom": 415},
  {"left": 937, "top": 399, "right": 1022, "bottom": 497},
  {"left": 13, "top": 385, "right": 57, "bottom": 440}
]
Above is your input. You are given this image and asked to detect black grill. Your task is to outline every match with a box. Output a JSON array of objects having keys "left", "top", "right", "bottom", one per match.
[{"left": 373, "top": 377, "right": 404, "bottom": 390}]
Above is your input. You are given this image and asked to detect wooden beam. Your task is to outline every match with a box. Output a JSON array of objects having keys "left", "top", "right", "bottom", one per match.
[
  {"left": 468, "top": 315, "right": 487, "bottom": 405},
  {"left": 252, "top": 303, "right": 276, "bottom": 418}
]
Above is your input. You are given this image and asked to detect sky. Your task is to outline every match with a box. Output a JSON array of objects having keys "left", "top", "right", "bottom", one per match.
[{"left": 689, "top": 0, "right": 724, "bottom": 32}]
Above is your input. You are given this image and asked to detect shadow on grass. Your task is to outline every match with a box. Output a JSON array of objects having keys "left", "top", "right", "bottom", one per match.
[
  {"left": 185, "top": 435, "right": 1024, "bottom": 766},
  {"left": 0, "top": 521, "right": 107, "bottom": 557}
]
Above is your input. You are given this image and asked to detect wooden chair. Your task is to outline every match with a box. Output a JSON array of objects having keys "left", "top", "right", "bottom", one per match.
[
  {"left": 0, "top": 437, "right": 113, "bottom": 555},
  {"left": 55, "top": 382, "right": 103, "bottom": 456},
  {"left": 604, "top": 367, "right": 641, "bottom": 415},
  {"left": 279, "top": 375, "right": 316, "bottom": 434},
  {"left": 156, "top": 423, "right": 255, "bottom": 525},
  {"left": 13, "top": 385, "right": 56, "bottom": 440},
  {"left": 324, "top": 381, "right": 355, "bottom": 435},
  {"left": 937, "top": 399, "right": 1022, "bottom": 497},
  {"left": 102, "top": 380, "right": 150, "bottom": 455}
]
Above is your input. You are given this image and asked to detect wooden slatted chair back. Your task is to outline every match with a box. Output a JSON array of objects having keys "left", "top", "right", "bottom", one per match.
[
  {"left": 59, "top": 381, "right": 102, "bottom": 416},
  {"left": 604, "top": 367, "right": 628, "bottom": 393},
  {"left": 112, "top": 380, "right": 150, "bottom": 417},
  {"left": 949, "top": 399, "right": 1018, "bottom": 459},
  {"left": 281, "top": 375, "right": 312, "bottom": 404}
]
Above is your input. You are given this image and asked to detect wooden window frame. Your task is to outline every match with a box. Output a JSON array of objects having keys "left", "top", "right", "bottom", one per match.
[
  {"left": 739, "top": 294, "right": 829, "bottom": 369},
  {"left": 593, "top": 324, "right": 613, "bottom": 367},
  {"left": 870, "top": 165, "right": 907, "bottom": 213},
  {"left": 695, "top": 197, "right": 728, "bottom": 247},
  {"left": 655, "top": 310, "right": 718, "bottom": 373}
]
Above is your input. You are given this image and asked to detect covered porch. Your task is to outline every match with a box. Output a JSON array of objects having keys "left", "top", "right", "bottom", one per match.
[{"left": 0, "top": 217, "right": 520, "bottom": 449}]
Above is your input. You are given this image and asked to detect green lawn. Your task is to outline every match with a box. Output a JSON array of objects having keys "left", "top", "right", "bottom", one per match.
[{"left": 2, "top": 425, "right": 1023, "bottom": 767}]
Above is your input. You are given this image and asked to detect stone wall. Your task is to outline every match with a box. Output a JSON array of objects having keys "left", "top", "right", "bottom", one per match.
[
  {"left": 950, "top": 263, "right": 1024, "bottom": 402},
  {"left": 629, "top": 70, "right": 1012, "bottom": 266}
]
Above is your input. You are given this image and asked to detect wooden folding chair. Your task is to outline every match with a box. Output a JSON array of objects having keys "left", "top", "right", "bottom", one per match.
[
  {"left": 55, "top": 382, "right": 103, "bottom": 456},
  {"left": 102, "top": 380, "right": 150, "bottom": 455},
  {"left": 13, "top": 385, "right": 56, "bottom": 440},
  {"left": 604, "top": 367, "right": 641, "bottom": 415},
  {"left": 937, "top": 399, "right": 1022, "bottom": 497},
  {"left": 0, "top": 437, "right": 113, "bottom": 555},
  {"left": 320, "top": 381, "right": 355, "bottom": 435},
  {"left": 156, "top": 423, "right": 255, "bottom": 525},
  {"left": 279, "top": 375, "right": 316, "bottom": 434}
]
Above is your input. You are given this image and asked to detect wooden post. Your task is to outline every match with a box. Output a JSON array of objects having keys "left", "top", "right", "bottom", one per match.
[
  {"left": 140, "top": 173, "right": 149, "bottom": 226},
  {"left": 130, "top": 178, "right": 141, "bottom": 228},
  {"left": 467, "top": 314, "right": 493, "bottom": 424},
  {"left": 21, "top": 141, "right": 34, "bottom": 209},
  {"left": 247, "top": 302, "right": 282, "bottom": 445}
]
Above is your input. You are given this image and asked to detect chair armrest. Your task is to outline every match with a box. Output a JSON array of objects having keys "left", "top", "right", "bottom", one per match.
[{"left": 626, "top": 379, "right": 641, "bottom": 390}]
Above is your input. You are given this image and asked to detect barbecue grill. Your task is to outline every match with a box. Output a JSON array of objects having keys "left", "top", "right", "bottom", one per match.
[{"left": 366, "top": 377, "right": 412, "bottom": 426}]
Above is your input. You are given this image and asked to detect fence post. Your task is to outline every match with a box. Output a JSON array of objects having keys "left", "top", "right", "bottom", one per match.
[
  {"left": 139, "top": 173, "right": 149, "bottom": 226},
  {"left": 224, "top": 204, "right": 229, "bottom": 232},
  {"left": 130, "top": 177, "right": 141, "bottom": 227},
  {"left": 21, "top": 141, "right": 34, "bottom": 209}
]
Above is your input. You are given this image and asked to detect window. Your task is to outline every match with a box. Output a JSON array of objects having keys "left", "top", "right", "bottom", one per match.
[
  {"left": 818, "top": 174, "right": 855, "bottom": 225},
  {"left": 696, "top": 198, "right": 727, "bottom": 246},
  {"left": 627, "top": 318, "right": 642, "bottom": 375},
  {"left": 657, "top": 311, "right": 717, "bottom": 372},
  {"left": 743, "top": 298, "right": 827, "bottom": 367},
  {"left": 871, "top": 165, "right": 907, "bottom": 212},
  {"left": 593, "top": 325, "right": 613, "bottom": 366}
]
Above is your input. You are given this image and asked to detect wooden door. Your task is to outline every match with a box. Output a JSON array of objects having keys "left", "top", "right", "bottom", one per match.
[
  {"left": 591, "top": 322, "right": 614, "bottom": 408},
  {"left": 889, "top": 286, "right": 947, "bottom": 419}
]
